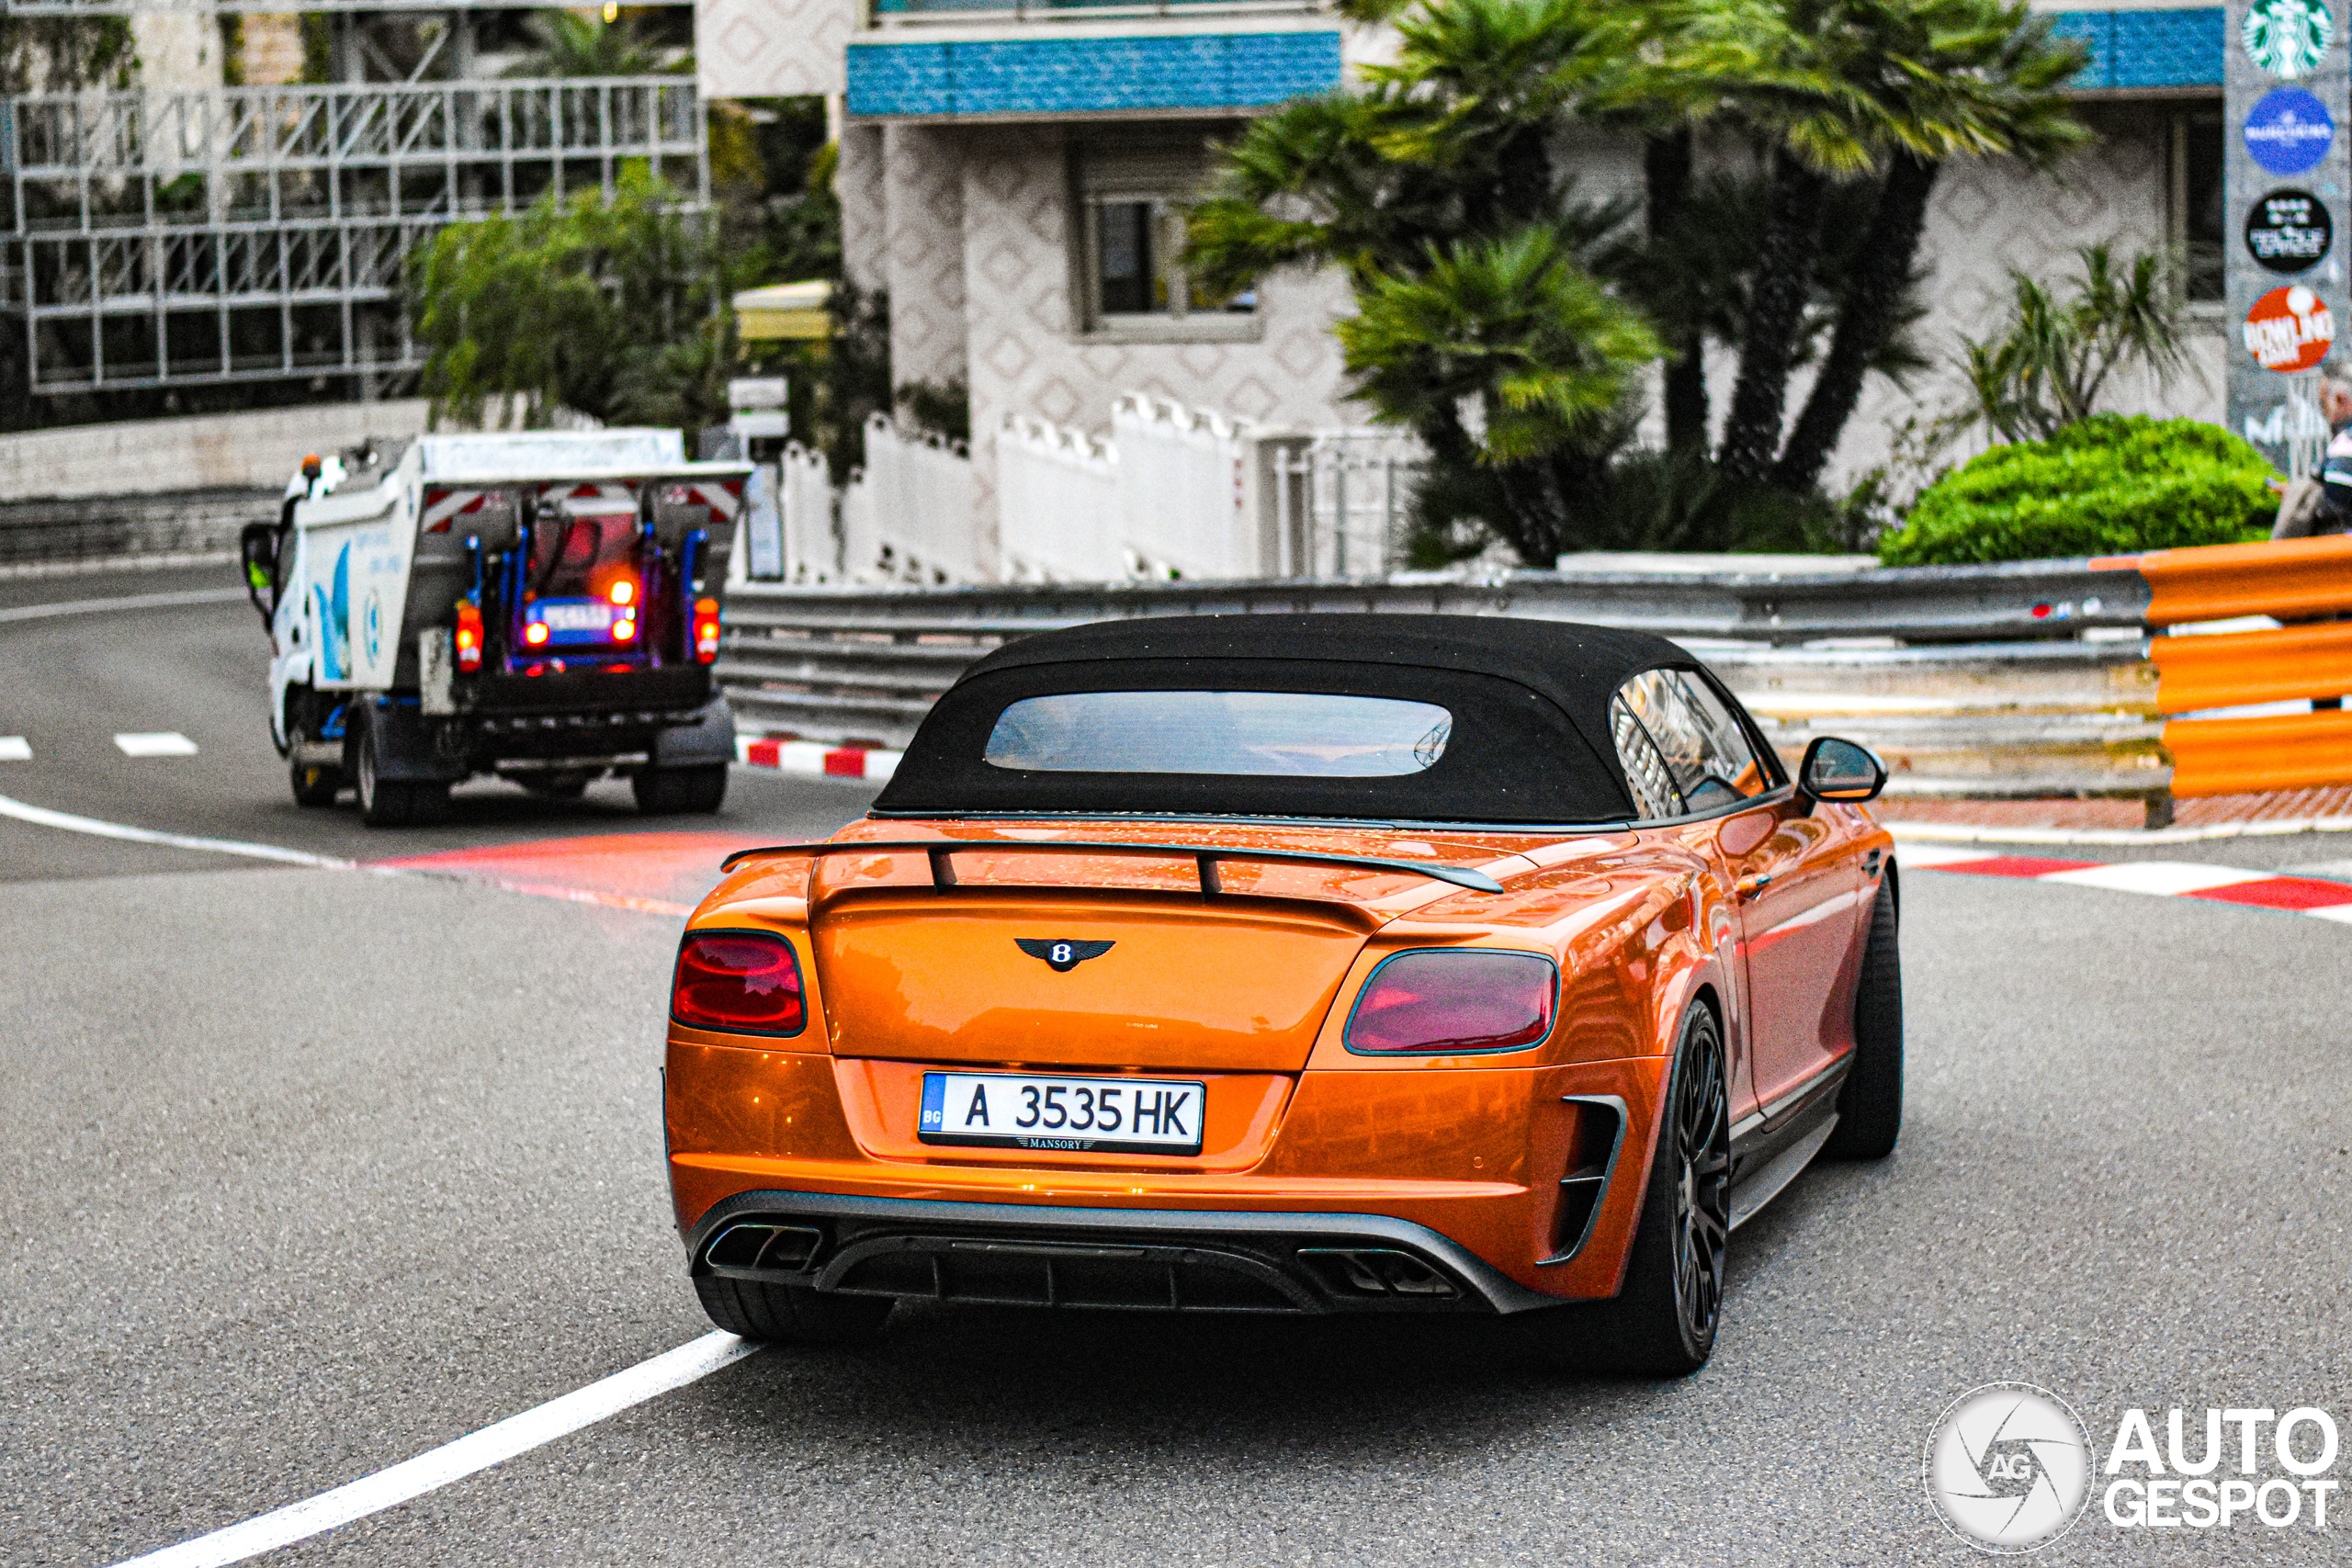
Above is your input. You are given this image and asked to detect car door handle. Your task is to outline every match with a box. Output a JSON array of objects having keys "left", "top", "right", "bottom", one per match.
[{"left": 1736, "top": 874, "right": 1773, "bottom": 901}]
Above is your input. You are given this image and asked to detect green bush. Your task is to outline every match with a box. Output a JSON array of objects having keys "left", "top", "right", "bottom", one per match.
[{"left": 1881, "top": 414, "right": 2275, "bottom": 566}]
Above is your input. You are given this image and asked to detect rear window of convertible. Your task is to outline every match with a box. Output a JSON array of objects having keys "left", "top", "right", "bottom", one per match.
[
  {"left": 983, "top": 691, "right": 1453, "bottom": 777},
  {"left": 874, "top": 659, "right": 1634, "bottom": 825}
]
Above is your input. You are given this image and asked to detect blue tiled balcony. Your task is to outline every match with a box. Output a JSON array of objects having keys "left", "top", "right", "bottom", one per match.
[
  {"left": 845, "top": 29, "right": 1343, "bottom": 118},
  {"left": 2046, "top": 7, "right": 2222, "bottom": 91}
]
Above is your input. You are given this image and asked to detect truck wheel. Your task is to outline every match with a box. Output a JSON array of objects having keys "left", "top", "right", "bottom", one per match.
[
  {"left": 633, "top": 763, "right": 728, "bottom": 816},
  {"left": 355, "top": 724, "right": 449, "bottom": 828}
]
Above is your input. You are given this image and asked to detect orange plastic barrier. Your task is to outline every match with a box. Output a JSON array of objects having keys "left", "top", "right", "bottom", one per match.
[
  {"left": 2163, "top": 711, "right": 2352, "bottom": 798},
  {"left": 2136, "top": 534, "right": 2352, "bottom": 626},
  {"left": 2150, "top": 621, "right": 2352, "bottom": 712},
  {"left": 2129, "top": 535, "right": 2352, "bottom": 799}
]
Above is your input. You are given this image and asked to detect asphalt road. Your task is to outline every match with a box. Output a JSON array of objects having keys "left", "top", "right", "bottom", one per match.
[{"left": 4, "top": 573, "right": 2349, "bottom": 1567}]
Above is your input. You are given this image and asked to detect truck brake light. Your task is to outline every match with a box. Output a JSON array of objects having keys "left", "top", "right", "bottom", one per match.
[
  {"left": 695, "top": 597, "right": 720, "bottom": 663},
  {"left": 525, "top": 622, "right": 550, "bottom": 647},
  {"left": 1343, "top": 950, "right": 1556, "bottom": 1055},
  {"left": 453, "top": 600, "right": 483, "bottom": 672},
  {"left": 673, "top": 931, "right": 805, "bottom": 1034},
  {"left": 614, "top": 616, "right": 637, "bottom": 641}
]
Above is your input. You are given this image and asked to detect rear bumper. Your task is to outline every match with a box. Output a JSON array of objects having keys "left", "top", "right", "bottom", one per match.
[
  {"left": 684, "top": 1189, "right": 1561, "bottom": 1315},
  {"left": 665, "top": 1046, "right": 1672, "bottom": 1311}
]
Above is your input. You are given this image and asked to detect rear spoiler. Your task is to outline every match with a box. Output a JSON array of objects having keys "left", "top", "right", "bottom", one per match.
[{"left": 718, "top": 840, "right": 1507, "bottom": 896}]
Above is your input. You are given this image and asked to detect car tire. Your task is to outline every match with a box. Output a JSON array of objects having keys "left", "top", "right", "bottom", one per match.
[
  {"left": 355, "top": 720, "right": 449, "bottom": 829},
  {"left": 634, "top": 763, "right": 728, "bottom": 816},
  {"left": 1522, "top": 1005, "right": 1730, "bottom": 1377},
  {"left": 1822, "top": 876, "right": 1902, "bottom": 1159},
  {"left": 693, "top": 1277, "right": 893, "bottom": 1346}
]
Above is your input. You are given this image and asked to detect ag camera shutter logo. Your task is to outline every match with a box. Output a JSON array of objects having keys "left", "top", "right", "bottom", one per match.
[{"left": 1924, "top": 1384, "right": 2093, "bottom": 1553}]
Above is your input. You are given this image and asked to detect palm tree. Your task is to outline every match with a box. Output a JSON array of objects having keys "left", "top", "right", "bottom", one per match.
[
  {"left": 1768, "top": 0, "right": 2087, "bottom": 491},
  {"left": 1187, "top": 0, "right": 1663, "bottom": 563}
]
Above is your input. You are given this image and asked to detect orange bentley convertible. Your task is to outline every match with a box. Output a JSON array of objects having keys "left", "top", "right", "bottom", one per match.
[{"left": 664, "top": 615, "right": 1900, "bottom": 1373}]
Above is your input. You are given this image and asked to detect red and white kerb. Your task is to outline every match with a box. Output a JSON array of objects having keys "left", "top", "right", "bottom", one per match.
[{"left": 1905, "top": 845, "right": 2352, "bottom": 925}]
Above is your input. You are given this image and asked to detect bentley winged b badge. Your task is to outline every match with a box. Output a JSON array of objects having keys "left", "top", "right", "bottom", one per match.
[{"left": 1016, "top": 938, "right": 1115, "bottom": 974}]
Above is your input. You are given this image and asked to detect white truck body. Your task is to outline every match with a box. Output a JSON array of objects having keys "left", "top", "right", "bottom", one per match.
[{"left": 245, "top": 430, "right": 753, "bottom": 823}]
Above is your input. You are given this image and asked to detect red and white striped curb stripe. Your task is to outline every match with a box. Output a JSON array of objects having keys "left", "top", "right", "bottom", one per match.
[
  {"left": 735, "top": 736, "right": 901, "bottom": 781},
  {"left": 1903, "top": 844, "right": 2352, "bottom": 924}
]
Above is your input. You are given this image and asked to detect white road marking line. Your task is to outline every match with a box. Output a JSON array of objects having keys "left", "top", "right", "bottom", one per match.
[
  {"left": 1889, "top": 818, "right": 2352, "bottom": 846},
  {"left": 115, "top": 732, "right": 199, "bottom": 757},
  {"left": 2038, "top": 861, "right": 2272, "bottom": 896},
  {"left": 0, "top": 793, "right": 694, "bottom": 919},
  {"left": 1886, "top": 843, "right": 1996, "bottom": 867},
  {"left": 0, "top": 587, "right": 246, "bottom": 625},
  {"left": 110, "top": 1332, "right": 761, "bottom": 1568},
  {"left": 0, "top": 793, "right": 353, "bottom": 868},
  {"left": 0, "top": 736, "right": 28, "bottom": 761}
]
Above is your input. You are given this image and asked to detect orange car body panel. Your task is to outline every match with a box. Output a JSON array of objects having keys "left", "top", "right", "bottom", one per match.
[{"left": 665, "top": 806, "right": 1892, "bottom": 1303}]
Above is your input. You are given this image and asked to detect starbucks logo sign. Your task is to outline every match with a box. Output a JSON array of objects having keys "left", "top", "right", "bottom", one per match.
[{"left": 2245, "top": 0, "right": 2335, "bottom": 80}]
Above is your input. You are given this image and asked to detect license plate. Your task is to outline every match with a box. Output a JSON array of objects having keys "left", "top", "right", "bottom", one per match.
[
  {"left": 536, "top": 602, "right": 613, "bottom": 631},
  {"left": 919, "top": 1071, "right": 1205, "bottom": 1155}
]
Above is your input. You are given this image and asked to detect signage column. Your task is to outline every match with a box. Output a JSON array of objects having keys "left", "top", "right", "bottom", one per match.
[{"left": 2231, "top": 0, "right": 2351, "bottom": 475}]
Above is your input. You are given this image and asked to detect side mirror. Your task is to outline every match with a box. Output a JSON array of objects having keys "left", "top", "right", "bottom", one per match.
[
  {"left": 1798, "top": 737, "right": 1887, "bottom": 804},
  {"left": 238, "top": 521, "right": 279, "bottom": 624}
]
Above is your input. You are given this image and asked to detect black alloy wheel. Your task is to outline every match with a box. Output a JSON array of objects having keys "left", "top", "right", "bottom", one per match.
[
  {"left": 1521, "top": 1006, "right": 1731, "bottom": 1376},
  {"left": 1666, "top": 1011, "right": 1732, "bottom": 1349}
]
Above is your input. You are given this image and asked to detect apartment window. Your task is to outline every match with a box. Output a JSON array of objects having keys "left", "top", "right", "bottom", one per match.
[
  {"left": 1074, "top": 128, "right": 1259, "bottom": 342},
  {"left": 2169, "top": 107, "right": 2225, "bottom": 305}
]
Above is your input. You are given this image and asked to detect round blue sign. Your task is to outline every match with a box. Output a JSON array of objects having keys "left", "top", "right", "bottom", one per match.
[{"left": 2245, "top": 86, "right": 2335, "bottom": 176}]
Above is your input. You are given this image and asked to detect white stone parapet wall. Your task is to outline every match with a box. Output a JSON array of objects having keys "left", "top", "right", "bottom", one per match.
[{"left": 0, "top": 400, "right": 433, "bottom": 503}]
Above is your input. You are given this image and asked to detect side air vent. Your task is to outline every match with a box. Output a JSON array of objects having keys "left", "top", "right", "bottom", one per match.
[
  {"left": 1295, "top": 1247, "right": 1459, "bottom": 1299},
  {"left": 1544, "top": 1094, "right": 1628, "bottom": 1264},
  {"left": 703, "top": 1222, "right": 824, "bottom": 1273}
]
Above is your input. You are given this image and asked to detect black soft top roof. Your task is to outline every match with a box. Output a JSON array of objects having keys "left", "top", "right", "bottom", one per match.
[{"left": 873, "top": 614, "right": 1707, "bottom": 826}]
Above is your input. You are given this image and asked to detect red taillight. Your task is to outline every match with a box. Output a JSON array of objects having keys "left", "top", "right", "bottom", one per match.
[
  {"left": 1343, "top": 951, "right": 1555, "bottom": 1055},
  {"left": 609, "top": 578, "right": 636, "bottom": 606},
  {"left": 453, "top": 599, "right": 483, "bottom": 672},
  {"left": 694, "top": 596, "right": 720, "bottom": 664},
  {"left": 614, "top": 616, "right": 637, "bottom": 641},
  {"left": 525, "top": 621, "right": 550, "bottom": 647},
  {"left": 672, "top": 931, "right": 806, "bottom": 1035}
]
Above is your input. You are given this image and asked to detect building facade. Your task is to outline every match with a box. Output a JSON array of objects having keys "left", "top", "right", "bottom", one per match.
[
  {"left": 714, "top": 2, "right": 2230, "bottom": 572},
  {"left": 2, "top": 2, "right": 703, "bottom": 405}
]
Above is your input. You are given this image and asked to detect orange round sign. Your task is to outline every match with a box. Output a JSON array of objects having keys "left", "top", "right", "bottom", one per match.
[{"left": 2245, "top": 283, "right": 2336, "bottom": 371}]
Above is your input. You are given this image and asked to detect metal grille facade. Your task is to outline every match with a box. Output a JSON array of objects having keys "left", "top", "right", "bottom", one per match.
[{"left": 3, "top": 76, "right": 708, "bottom": 393}]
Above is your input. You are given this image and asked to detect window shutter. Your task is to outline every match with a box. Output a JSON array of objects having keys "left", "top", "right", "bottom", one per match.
[{"left": 1077, "top": 131, "right": 1224, "bottom": 200}]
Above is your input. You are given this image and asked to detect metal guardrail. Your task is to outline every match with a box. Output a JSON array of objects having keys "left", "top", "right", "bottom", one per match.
[
  {"left": 715, "top": 559, "right": 2173, "bottom": 812},
  {"left": 726, "top": 558, "right": 2150, "bottom": 649}
]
